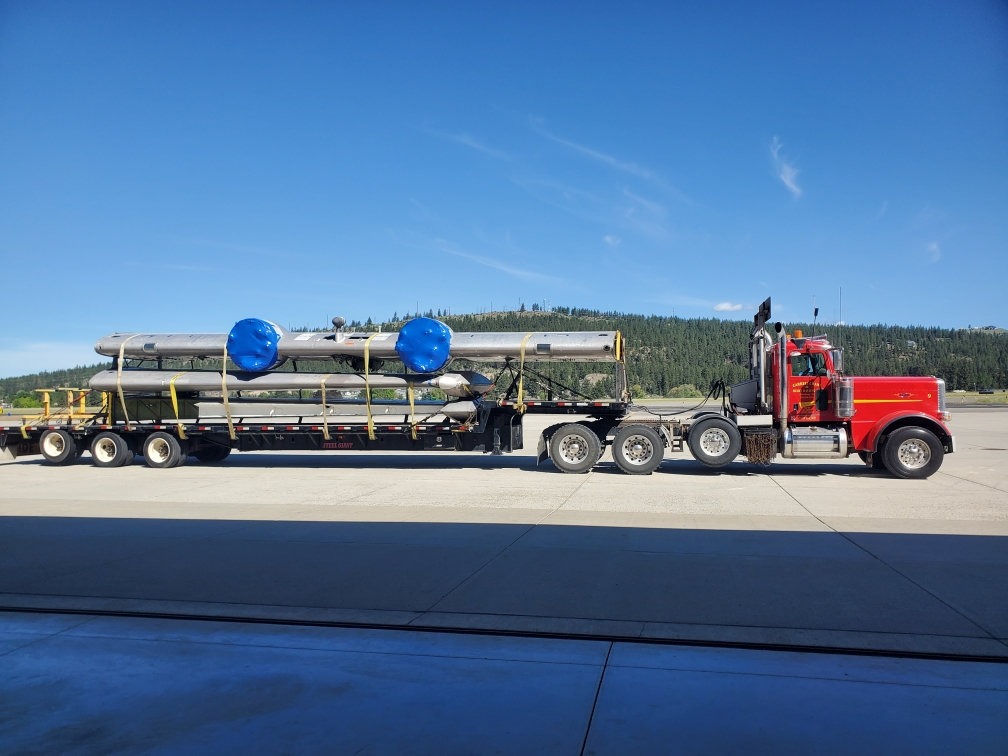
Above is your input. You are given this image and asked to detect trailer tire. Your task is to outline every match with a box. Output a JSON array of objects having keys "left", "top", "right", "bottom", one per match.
[
  {"left": 194, "top": 444, "right": 231, "bottom": 463},
  {"left": 90, "top": 431, "right": 134, "bottom": 468},
  {"left": 612, "top": 424, "right": 664, "bottom": 475},
  {"left": 549, "top": 423, "right": 601, "bottom": 474},
  {"left": 688, "top": 417, "right": 741, "bottom": 468},
  {"left": 881, "top": 426, "right": 943, "bottom": 479},
  {"left": 143, "top": 432, "right": 185, "bottom": 469},
  {"left": 39, "top": 429, "right": 78, "bottom": 465}
]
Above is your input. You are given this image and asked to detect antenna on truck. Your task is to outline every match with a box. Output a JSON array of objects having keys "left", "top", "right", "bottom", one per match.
[{"left": 838, "top": 286, "right": 843, "bottom": 348}]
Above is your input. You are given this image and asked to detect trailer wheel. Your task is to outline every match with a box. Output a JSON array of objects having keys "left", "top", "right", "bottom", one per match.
[
  {"left": 39, "top": 429, "right": 78, "bottom": 465},
  {"left": 549, "top": 423, "right": 601, "bottom": 474},
  {"left": 688, "top": 417, "right": 741, "bottom": 468},
  {"left": 90, "top": 431, "right": 134, "bottom": 468},
  {"left": 143, "top": 432, "right": 185, "bottom": 469},
  {"left": 881, "top": 427, "right": 943, "bottom": 479},
  {"left": 194, "top": 444, "right": 231, "bottom": 463},
  {"left": 612, "top": 424, "right": 664, "bottom": 475}
]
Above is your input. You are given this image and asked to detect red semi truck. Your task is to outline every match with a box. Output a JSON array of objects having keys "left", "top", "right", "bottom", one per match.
[
  {"left": 535, "top": 297, "right": 953, "bottom": 478},
  {"left": 2, "top": 298, "right": 953, "bottom": 478}
]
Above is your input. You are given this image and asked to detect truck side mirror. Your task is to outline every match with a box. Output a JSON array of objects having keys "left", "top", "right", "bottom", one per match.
[{"left": 831, "top": 348, "right": 844, "bottom": 373}]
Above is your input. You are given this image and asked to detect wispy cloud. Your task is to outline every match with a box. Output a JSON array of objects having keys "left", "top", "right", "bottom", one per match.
[
  {"left": 875, "top": 200, "right": 889, "bottom": 220},
  {"left": 622, "top": 188, "right": 666, "bottom": 219},
  {"left": 927, "top": 241, "right": 941, "bottom": 263},
  {"left": 531, "top": 117, "right": 659, "bottom": 182},
  {"left": 620, "top": 187, "right": 671, "bottom": 239},
  {"left": 713, "top": 302, "right": 744, "bottom": 312},
  {"left": 429, "top": 238, "right": 562, "bottom": 282},
  {"left": 529, "top": 117, "right": 697, "bottom": 207},
  {"left": 428, "top": 130, "right": 511, "bottom": 161},
  {"left": 603, "top": 235, "right": 621, "bottom": 247},
  {"left": 770, "top": 136, "right": 802, "bottom": 198}
]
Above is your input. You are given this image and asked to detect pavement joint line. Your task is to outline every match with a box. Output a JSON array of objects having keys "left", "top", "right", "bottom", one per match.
[
  {"left": 413, "top": 471, "right": 596, "bottom": 618},
  {"left": 933, "top": 471, "right": 1008, "bottom": 494},
  {"left": 768, "top": 474, "right": 1007, "bottom": 650},
  {"left": 0, "top": 613, "right": 95, "bottom": 658},
  {"left": 603, "top": 661, "right": 1008, "bottom": 692},
  {"left": 580, "top": 640, "right": 612, "bottom": 756},
  {"left": 25, "top": 629, "right": 601, "bottom": 667},
  {"left": 4, "top": 606, "right": 1007, "bottom": 663},
  {"left": 6, "top": 598, "right": 1006, "bottom": 658}
]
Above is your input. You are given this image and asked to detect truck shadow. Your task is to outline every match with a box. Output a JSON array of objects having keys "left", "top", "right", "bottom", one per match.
[
  {"left": 9, "top": 454, "right": 890, "bottom": 477},
  {"left": 649, "top": 459, "right": 884, "bottom": 478},
  {"left": 1, "top": 515, "right": 1005, "bottom": 657}
]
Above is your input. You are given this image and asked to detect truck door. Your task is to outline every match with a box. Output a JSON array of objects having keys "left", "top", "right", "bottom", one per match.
[{"left": 787, "top": 350, "right": 831, "bottom": 424}]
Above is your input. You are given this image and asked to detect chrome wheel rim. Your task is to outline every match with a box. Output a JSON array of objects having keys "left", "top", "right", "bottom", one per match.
[
  {"left": 621, "top": 434, "right": 654, "bottom": 466},
  {"left": 557, "top": 434, "right": 589, "bottom": 464},
  {"left": 699, "top": 428, "right": 730, "bottom": 458},
  {"left": 896, "top": 438, "right": 930, "bottom": 469}
]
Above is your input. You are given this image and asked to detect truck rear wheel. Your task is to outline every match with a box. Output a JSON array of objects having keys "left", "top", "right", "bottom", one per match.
[
  {"left": 90, "top": 431, "right": 134, "bottom": 468},
  {"left": 549, "top": 423, "right": 601, "bottom": 474},
  {"left": 39, "top": 429, "right": 78, "bottom": 465},
  {"left": 143, "top": 432, "right": 186, "bottom": 469},
  {"left": 881, "top": 427, "right": 943, "bottom": 479},
  {"left": 612, "top": 424, "right": 663, "bottom": 475},
  {"left": 688, "top": 417, "right": 741, "bottom": 468}
]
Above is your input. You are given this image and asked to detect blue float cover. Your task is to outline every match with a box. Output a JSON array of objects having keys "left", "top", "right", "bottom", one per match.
[
  {"left": 227, "top": 318, "right": 282, "bottom": 371},
  {"left": 395, "top": 317, "right": 452, "bottom": 373}
]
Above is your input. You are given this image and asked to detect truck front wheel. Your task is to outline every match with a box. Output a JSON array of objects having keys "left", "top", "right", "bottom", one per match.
[
  {"left": 881, "top": 427, "right": 943, "bottom": 479},
  {"left": 548, "top": 423, "right": 601, "bottom": 474},
  {"left": 688, "top": 417, "right": 741, "bottom": 468},
  {"left": 612, "top": 424, "right": 664, "bottom": 475}
]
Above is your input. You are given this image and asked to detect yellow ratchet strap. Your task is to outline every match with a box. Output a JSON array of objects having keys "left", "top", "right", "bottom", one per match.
[
  {"left": 221, "top": 346, "right": 235, "bottom": 440},
  {"left": 320, "top": 375, "right": 331, "bottom": 440},
  {"left": 116, "top": 335, "right": 139, "bottom": 430},
  {"left": 516, "top": 332, "right": 532, "bottom": 414},
  {"left": 407, "top": 383, "right": 418, "bottom": 440},
  {"left": 363, "top": 334, "right": 377, "bottom": 440},
  {"left": 169, "top": 372, "right": 187, "bottom": 440}
]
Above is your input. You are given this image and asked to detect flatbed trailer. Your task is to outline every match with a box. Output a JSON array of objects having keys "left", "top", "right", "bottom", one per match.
[{"left": 0, "top": 396, "right": 641, "bottom": 470}]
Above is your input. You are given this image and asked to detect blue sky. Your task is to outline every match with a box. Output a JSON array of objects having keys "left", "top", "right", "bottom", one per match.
[{"left": 1, "top": 1, "right": 1006, "bottom": 376}]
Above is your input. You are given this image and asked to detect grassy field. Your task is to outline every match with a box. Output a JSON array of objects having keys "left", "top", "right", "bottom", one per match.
[{"left": 947, "top": 390, "right": 1007, "bottom": 405}]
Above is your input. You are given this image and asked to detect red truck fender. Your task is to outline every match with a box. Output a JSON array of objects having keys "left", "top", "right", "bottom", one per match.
[{"left": 861, "top": 412, "right": 953, "bottom": 454}]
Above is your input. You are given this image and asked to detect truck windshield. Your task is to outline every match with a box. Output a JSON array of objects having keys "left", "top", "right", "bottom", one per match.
[{"left": 790, "top": 352, "right": 827, "bottom": 377}]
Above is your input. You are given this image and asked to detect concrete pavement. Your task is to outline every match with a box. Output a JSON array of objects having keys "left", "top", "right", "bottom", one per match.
[
  {"left": 1, "top": 408, "right": 1006, "bottom": 656},
  {"left": 2, "top": 611, "right": 1006, "bottom": 754},
  {"left": 1, "top": 407, "right": 1006, "bottom": 751}
]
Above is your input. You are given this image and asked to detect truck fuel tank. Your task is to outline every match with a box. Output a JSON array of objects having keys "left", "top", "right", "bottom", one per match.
[{"left": 781, "top": 426, "right": 848, "bottom": 459}]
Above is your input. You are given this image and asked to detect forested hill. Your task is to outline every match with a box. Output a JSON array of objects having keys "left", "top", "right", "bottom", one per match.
[
  {"left": 1, "top": 309, "right": 1005, "bottom": 403},
  {"left": 423, "top": 309, "right": 1007, "bottom": 395}
]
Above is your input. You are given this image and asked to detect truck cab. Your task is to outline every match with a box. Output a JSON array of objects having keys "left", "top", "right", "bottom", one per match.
[{"left": 722, "top": 298, "right": 954, "bottom": 478}]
